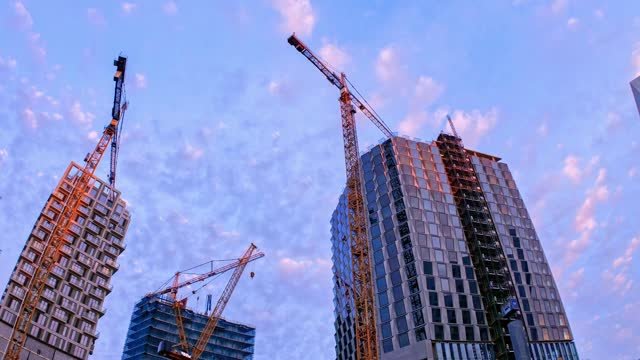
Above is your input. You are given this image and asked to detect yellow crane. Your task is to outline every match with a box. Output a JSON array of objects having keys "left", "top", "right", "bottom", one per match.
[
  {"left": 288, "top": 34, "right": 394, "bottom": 360},
  {"left": 149, "top": 243, "right": 264, "bottom": 360}
]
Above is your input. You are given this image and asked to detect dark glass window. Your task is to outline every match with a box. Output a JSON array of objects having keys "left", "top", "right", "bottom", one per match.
[
  {"left": 530, "top": 328, "right": 538, "bottom": 341},
  {"left": 455, "top": 279, "right": 464, "bottom": 293},
  {"left": 469, "top": 281, "right": 478, "bottom": 294},
  {"left": 513, "top": 237, "right": 521, "bottom": 248},
  {"left": 521, "top": 261, "right": 529, "bottom": 272},
  {"left": 465, "top": 266, "right": 475, "bottom": 279},
  {"left": 526, "top": 313, "right": 534, "bottom": 327},
  {"left": 472, "top": 296, "right": 482, "bottom": 310},
  {"left": 376, "top": 277, "right": 388, "bottom": 292},
  {"left": 390, "top": 271, "right": 402, "bottom": 286},
  {"left": 403, "top": 249, "right": 415, "bottom": 264},
  {"left": 389, "top": 257, "right": 400, "bottom": 271},
  {"left": 429, "top": 292, "right": 439, "bottom": 306},
  {"left": 476, "top": 311, "right": 485, "bottom": 325},
  {"left": 426, "top": 277, "right": 436, "bottom": 290},
  {"left": 398, "top": 332, "right": 410, "bottom": 348},
  {"left": 370, "top": 225, "right": 381, "bottom": 238},
  {"left": 375, "top": 263, "right": 386, "bottom": 278},
  {"left": 434, "top": 325, "right": 444, "bottom": 340},
  {"left": 452, "top": 265, "right": 461, "bottom": 278},
  {"left": 396, "top": 315, "right": 408, "bottom": 333},
  {"left": 515, "top": 272, "right": 522, "bottom": 284},
  {"left": 444, "top": 294, "right": 453, "bottom": 308},
  {"left": 381, "top": 205, "right": 391, "bottom": 218},
  {"left": 447, "top": 309, "right": 457, "bottom": 323},
  {"left": 458, "top": 295, "right": 468, "bottom": 308},
  {"left": 394, "top": 300, "right": 406, "bottom": 316},
  {"left": 372, "top": 237, "right": 382, "bottom": 250},
  {"left": 381, "top": 322, "right": 392, "bottom": 338},
  {"left": 465, "top": 326, "right": 475, "bottom": 341},
  {"left": 462, "top": 310, "right": 471, "bottom": 324},
  {"left": 394, "top": 199, "right": 405, "bottom": 212},
  {"left": 517, "top": 248, "right": 525, "bottom": 260},
  {"left": 432, "top": 308, "right": 441, "bottom": 322},
  {"left": 518, "top": 285, "right": 526, "bottom": 297},
  {"left": 462, "top": 255, "right": 471, "bottom": 265},
  {"left": 523, "top": 299, "right": 530, "bottom": 312},
  {"left": 423, "top": 261, "right": 433, "bottom": 275},
  {"left": 392, "top": 286, "right": 403, "bottom": 301},
  {"left": 374, "top": 249, "right": 384, "bottom": 264},
  {"left": 396, "top": 210, "right": 408, "bottom": 223},
  {"left": 379, "top": 292, "right": 389, "bottom": 307},
  {"left": 387, "top": 243, "right": 398, "bottom": 257},
  {"left": 380, "top": 307, "right": 390, "bottom": 322},
  {"left": 450, "top": 326, "right": 460, "bottom": 341},
  {"left": 509, "top": 228, "right": 517, "bottom": 236},
  {"left": 382, "top": 338, "right": 393, "bottom": 353},
  {"left": 415, "top": 327, "right": 427, "bottom": 342},
  {"left": 400, "top": 235, "right": 412, "bottom": 250},
  {"left": 399, "top": 223, "right": 410, "bottom": 237},
  {"left": 384, "top": 231, "right": 396, "bottom": 245},
  {"left": 510, "top": 259, "right": 518, "bottom": 270}
]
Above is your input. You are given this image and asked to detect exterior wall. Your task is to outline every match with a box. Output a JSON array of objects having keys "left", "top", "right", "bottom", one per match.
[
  {"left": 471, "top": 155, "right": 578, "bottom": 356},
  {"left": 331, "top": 136, "right": 579, "bottom": 360},
  {"left": 0, "top": 162, "right": 130, "bottom": 359},
  {"left": 121, "top": 296, "right": 255, "bottom": 360}
]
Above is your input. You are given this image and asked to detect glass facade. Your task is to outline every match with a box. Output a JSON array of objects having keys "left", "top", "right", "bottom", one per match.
[
  {"left": 330, "top": 136, "right": 579, "bottom": 360},
  {"left": 122, "top": 295, "right": 255, "bottom": 359}
]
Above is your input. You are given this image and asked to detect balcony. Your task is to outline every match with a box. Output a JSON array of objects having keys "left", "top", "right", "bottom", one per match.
[
  {"left": 69, "top": 276, "right": 85, "bottom": 289},
  {"left": 31, "top": 241, "right": 45, "bottom": 253},
  {"left": 60, "top": 182, "right": 74, "bottom": 193},
  {"left": 93, "top": 216, "right": 107, "bottom": 227},
  {"left": 53, "top": 191, "right": 65, "bottom": 201},
  {"left": 94, "top": 203, "right": 109, "bottom": 215},
  {"left": 104, "top": 258, "right": 119, "bottom": 271},
  {"left": 70, "top": 223, "right": 82, "bottom": 236},
  {"left": 85, "top": 233, "right": 100, "bottom": 246},
  {"left": 69, "top": 264, "right": 84, "bottom": 276},
  {"left": 51, "top": 201, "right": 63, "bottom": 211},
  {"left": 86, "top": 222, "right": 102, "bottom": 235},
  {"left": 78, "top": 206, "right": 89, "bottom": 216},
  {"left": 77, "top": 254, "right": 93, "bottom": 267}
]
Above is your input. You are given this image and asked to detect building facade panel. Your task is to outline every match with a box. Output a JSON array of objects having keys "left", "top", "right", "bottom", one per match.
[{"left": 0, "top": 162, "right": 130, "bottom": 360}]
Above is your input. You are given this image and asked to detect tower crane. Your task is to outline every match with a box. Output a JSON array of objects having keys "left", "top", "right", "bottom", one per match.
[
  {"left": 288, "top": 34, "right": 393, "bottom": 360},
  {"left": 153, "top": 244, "right": 264, "bottom": 360},
  {"left": 3, "top": 56, "right": 127, "bottom": 360}
]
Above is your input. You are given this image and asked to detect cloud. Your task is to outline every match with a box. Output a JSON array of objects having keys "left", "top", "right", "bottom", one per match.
[
  {"left": 375, "top": 46, "right": 402, "bottom": 84},
  {"left": 565, "top": 168, "right": 609, "bottom": 265},
  {"left": 271, "top": 0, "right": 315, "bottom": 37},
  {"left": 12, "top": 1, "right": 33, "bottom": 30},
  {"left": 565, "top": 267, "right": 584, "bottom": 297},
  {"left": 87, "top": 131, "right": 98, "bottom": 140},
  {"left": 134, "top": 73, "right": 146, "bottom": 89},
  {"left": 319, "top": 42, "right": 350, "bottom": 71},
  {"left": 0, "top": 56, "right": 17, "bottom": 71},
  {"left": 413, "top": 76, "right": 444, "bottom": 106},
  {"left": 121, "top": 2, "right": 137, "bottom": 14},
  {"left": 0, "top": 149, "right": 7, "bottom": 165},
  {"left": 563, "top": 155, "right": 582, "bottom": 183},
  {"left": 398, "top": 110, "right": 430, "bottom": 136},
  {"left": 20, "top": 108, "right": 37, "bottom": 129},
  {"left": 87, "top": 8, "right": 107, "bottom": 27},
  {"left": 162, "top": 1, "right": 178, "bottom": 16},
  {"left": 567, "top": 17, "right": 579, "bottom": 30},
  {"left": 28, "top": 32, "right": 46, "bottom": 62},
  {"left": 182, "top": 143, "right": 204, "bottom": 161},
  {"left": 68, "top": 101, "right": 95, "bottom": 127},
  {"left": 449, "top": 108, "right": 499, "bottom": 147},
  {"left": 612, "top": 236, "right": 640, "bottom": 268}
]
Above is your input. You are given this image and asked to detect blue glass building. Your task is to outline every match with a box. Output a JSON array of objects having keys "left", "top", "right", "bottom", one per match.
[
  {"left": 631, "top": 75, "right": 640, "bottom": 118},
  {"left": 121, "top": 295, "right": 255, "bottom": 359}
]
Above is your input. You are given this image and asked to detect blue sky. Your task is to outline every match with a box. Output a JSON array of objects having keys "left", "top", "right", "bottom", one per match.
[{"left": 1, "top": 1, "right": 639, "bottom": 359}]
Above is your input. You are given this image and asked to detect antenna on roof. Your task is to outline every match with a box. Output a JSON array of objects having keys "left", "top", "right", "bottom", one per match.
[{"left": 447, "top": 114, "right": 459, "bottom": 138}]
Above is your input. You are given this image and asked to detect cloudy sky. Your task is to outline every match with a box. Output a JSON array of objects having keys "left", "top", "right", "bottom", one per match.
[{"left": 1, "top": 1, "right": 639, "bottom": 359}]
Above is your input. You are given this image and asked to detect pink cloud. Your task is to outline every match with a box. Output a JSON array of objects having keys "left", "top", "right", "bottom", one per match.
[
  {"left": 121, "top": 2, "right": 137, "bottom": 14},
  {"left": 563, "top": 155, "right": 582, "bottom": 183},
  {"left": 375, "top": 46, "right": 402, "bottom": 84},
  {"left": 270, "top": 0, "right": 315, "bottom": 37},
  {"left": 319, "top": 42, "right": 350, "bottom": 71},
  {"left": 12, "top": 1, "right": 33, "bottom": 30},
  {"left": 413, "top": 76, "right": 444, "bottom": 106},
  {"left": 67, "top": 101, "right": 95, "bottom": 127}
]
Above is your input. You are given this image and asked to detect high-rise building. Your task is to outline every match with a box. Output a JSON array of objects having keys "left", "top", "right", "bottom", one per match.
[
  {"left": 122, "top": 295, "right": 255, "bottom": 359},
  {"left": 631, "top": 75, "right": 640, "bottom": 118},
  {"left": 0, "top": 162, "right": 130, "bottom": 360},
  {"left": 330, "top": 135, "right": 579, "bottom": 360}
]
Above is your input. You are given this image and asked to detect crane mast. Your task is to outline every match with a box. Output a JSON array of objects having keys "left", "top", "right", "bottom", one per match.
[
  {"left": 3, "top": 56, "right": 127, "bottom": 360},
  {"left": 288, "top": 33, "right": 386, "bottom": 360}
]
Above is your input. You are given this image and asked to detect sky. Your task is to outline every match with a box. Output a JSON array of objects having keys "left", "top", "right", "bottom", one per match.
[{"left": 0, "top": 0, "right": 639, "bottom": 359}]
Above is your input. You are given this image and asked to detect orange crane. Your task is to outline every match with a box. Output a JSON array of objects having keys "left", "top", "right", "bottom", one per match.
[
  {"left": 3, "top": 56, "right": 127, "bottom": 360},
  {"left": 288, "top": 34, "right": 393, "bottom": 360},
  {"left": 151, "top": 243, "right": 264, "bottom": 360}
]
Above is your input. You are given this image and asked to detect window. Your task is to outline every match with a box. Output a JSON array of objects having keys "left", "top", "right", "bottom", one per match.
[
  {"left": 435, "top": 250, "right": 444, "bottom": 262},
  {"left": 426, "top": 277, "right": 436, "bottom": 290},
  {"left": 476, "top": 311, "right": 485, "bottom": 325},
  {"left": 440, "top": 279, "right": 450, "bottom": 292},
  {"left": 394, "top": 301, "right": 406, "bottom": 316},
  {"left": 480, "top": 327, "right": 489, "bottom": 341},
  {"left": 434, "top": 325, "right": 444, "bottom": 340},
  {"left": 447, "top": 309, "right": 457, "bottom": 323},
  {"left": 451, "top": 265, "right": 461, "bottom": 278},
  {"left": 465, "top": 326, "right": 475, "bottom": 341},
  {"left": 396, "top": 316, "right": 408, "bottom": 333},
  {"left": 455, "top": 279, "right": 464, "bottom": 293},
  {"left": 413, "top": 310, "right": 425, "bottom": 326},
  {"left": 376, "top": 278, "right": 388, "bottom": 292},
  {"left": 472, "top": 296, "right": 482, "bottom": 310},
  {"left": 462, "top": 310, "right": 471, "bottom": 324},
  {"left": 437, "top": 263, "right": 447, "bottom": 277},
  {"left": 398, "top": 332, "right": 410, "bottom": 348},
  {"left": 415, "top": 327, "right": 427, "bottom": 342},
  {"left": 458, "top": 295, "right": 468, "bottom": 308},
  {"left": 390, "top": 271, "right": 402, "bottom": 286},
  {"left": 423, "top": 261, "right": 433, "bottom": 275},
  {"left": 444, "top": 294, "right": 453, "bottom": 308},
  {"left": 450, "top": 326, "right": 460, "bottom": 340},
  {"left": 432, "top": 308, "right": 442, "bottom": 322},
  {"left": 379, "top": 292, "right": 389, "bottom": 307},
  {"left": 380, "top": 307, "right": 390, "bottom": 322},
  {"left": 429, "top": 292, "right": 439, "bottom": 306},
  {"left": 381, "top": 322, "right": 392, "bottom": 338},
  {"left": 382, "top": 338, "right": 393, "bottom": 353},
  {"left": 469, "top": 281, "right": 478, "bottom": 294},
  {"left": 392, "top": 286, "right": 403, "bottom": 301}
]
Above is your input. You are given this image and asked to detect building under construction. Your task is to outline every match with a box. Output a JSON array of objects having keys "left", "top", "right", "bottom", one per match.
[
  {"left": 0, "top": 57, "right": 130, "bottom": 360},
  {"left": 122, "top": 295, "right": 255, "bottom": 359}
]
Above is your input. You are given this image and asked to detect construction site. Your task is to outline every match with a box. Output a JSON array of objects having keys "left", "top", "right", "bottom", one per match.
[{"left": 0, "top": 16, "right": 589, "bottom": 360}]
